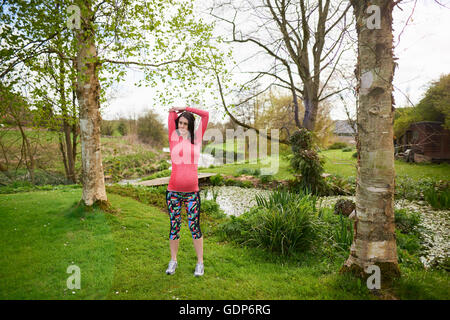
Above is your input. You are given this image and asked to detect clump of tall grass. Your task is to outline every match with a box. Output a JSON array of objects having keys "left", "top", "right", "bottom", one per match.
[
  {"left": 423, "top": 185, "right": 449, "bottom": 210},
  {"left": 218, "top": 189, "right": 319, "bottom": 256}
]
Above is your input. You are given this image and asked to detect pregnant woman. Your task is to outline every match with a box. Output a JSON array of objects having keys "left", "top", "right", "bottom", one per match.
[{"left": 165, "top": 106, "right": 209, "bottom": 277}]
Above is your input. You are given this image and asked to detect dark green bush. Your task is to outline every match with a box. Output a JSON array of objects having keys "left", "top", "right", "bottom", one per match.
[
  {"left": 202, "top": 199, "right": 226, "bottom": 219},
  {"left": 236, "top": 168, "right": 261, "bottom": 177},
  {"left": 328, "top": 142, "right": 348, "bottom": 150},
  {"left": 423, "top": 185, "right": 450, "bottom": 209},
  {"left": 157, "top": 160, "right": 170, "bottom": 171},
  {"left": 316, "top": 208, "right": 353, "bottom": 255},
  {"left": 209, "top": 174, "right": 224, "bottom": 186},
  {"left": 342, "top": 147, "right": 353, "bottom": 152},
  {"left": 394, "top": 209, "right": 421, "bottom": 234},
  {"left": 289, "top": 129, "right": 328, "bottom": 195},
  {"left": 259, "top": 175, "right": 273, "bottom": 184},
  {"left": 224, "top": 178, "right": 237, "bottom": 186}
]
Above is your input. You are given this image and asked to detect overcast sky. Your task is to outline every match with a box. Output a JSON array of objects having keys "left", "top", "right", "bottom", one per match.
[{"left": 102, "top": 0, "right": 450, "bottom": 122}]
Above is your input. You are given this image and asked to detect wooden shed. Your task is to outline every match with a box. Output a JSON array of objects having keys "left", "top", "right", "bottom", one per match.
[{"left": 396, "top": 121, "right": 450, "bottom": 163}]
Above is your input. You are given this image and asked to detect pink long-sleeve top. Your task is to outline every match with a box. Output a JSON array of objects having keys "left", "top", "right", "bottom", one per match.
[{"left": 167, "top": 107, "right": 209, "bottom": 192}]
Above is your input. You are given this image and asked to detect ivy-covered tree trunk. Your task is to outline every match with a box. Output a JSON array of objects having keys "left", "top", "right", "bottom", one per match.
[
  {"left": 341, "top": 0, "right": 400, "bottom": 283},
  {"left": 74, "top": 1, "right": 107, "bottom": 206}
]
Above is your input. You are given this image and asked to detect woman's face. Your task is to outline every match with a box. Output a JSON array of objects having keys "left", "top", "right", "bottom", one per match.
[{"left": 178, "top": 116, "right": 189, "bottom": 136}]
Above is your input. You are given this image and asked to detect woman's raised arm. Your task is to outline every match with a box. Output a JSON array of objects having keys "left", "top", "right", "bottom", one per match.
[{"left": 186, "top": 107, "right": 209, "bottom": 141}]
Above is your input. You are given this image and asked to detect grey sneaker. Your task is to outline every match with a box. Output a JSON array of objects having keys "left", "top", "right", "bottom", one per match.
[
  {"left": 166, "top": 260, "right": 178, "bottom": 275},
  {"left": 194, "top": 262, "right": 204, "bottom": 277}
]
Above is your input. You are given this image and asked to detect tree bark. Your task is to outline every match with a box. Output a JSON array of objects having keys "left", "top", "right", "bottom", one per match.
[
  {"left": 341, "top": 0, "right": 400, "bottom": 284},
  {"left": 74, "top": 1, "right": 107, "bottom": 206}
]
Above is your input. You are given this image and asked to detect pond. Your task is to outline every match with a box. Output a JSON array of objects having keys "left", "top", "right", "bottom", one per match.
[{"left": 200, "top": 186, "right": 272, "bottom": 216}]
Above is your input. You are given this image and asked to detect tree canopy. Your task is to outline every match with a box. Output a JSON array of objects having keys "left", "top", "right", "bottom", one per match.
[{"left": 394, "top": 74, "right": 450, "bottom": 138}]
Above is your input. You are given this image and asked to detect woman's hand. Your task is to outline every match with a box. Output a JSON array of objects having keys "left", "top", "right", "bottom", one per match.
[{"left": 169, "top": 106, "right": 186, "bottom": 113}]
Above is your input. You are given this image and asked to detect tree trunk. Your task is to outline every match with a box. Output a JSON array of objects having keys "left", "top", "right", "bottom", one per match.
[
  {"left": 74, "top": 1, "right": 107, "bottom": 206},
  {"left": 58, "top": 51, "right": 77, "bottom": 184},
  {"left": 63, "top": 119, "right": 76, "bottom": 183},
  {"left": 341, "top": 0, "right": 400, "bottom": 284}
]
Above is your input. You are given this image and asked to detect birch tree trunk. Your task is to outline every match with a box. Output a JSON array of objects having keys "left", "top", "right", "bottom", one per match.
[
  {"left": 341, "top": 0, "right": 400, "bottom": 284},
  {"left": 74, "top": 1, "right": 108, "bottom": 207}
]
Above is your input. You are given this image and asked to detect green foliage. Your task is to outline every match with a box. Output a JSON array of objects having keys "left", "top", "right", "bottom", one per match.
[
  {"left": 141, "top": 169, "right": 172, "bottom": 181},
  {"left": 103, "top": 152, "right": 158, "bottom": 182},
  {"left": 395, "top": 177, "right": 449, "bottom": 209},
  {"left": 117, "top": 121, "right": 128, "bottom": 136},
  {"left": 101, "top": 120, "right": 115, "bottom": 136},
  {"left": 289, "top": 129, "right": 328, "bottom": 195},
  {"left": 394, "top": 209, "right": 425, "bottom": 269},
  {"left": 0, "top": 169, "right": 73, "bottom": 187},
  {"left": 0, "top": 183, "right": 81, "bottom": 194},
  {"left": 342, "top": 147, "right": 353, "bottom": 152},
  {"left": 327, "top": 142, "right": 348, "bottom": 150},
  {"left": 236, "top": 168, "right": 261, "bottom": 176},
  {"left": 394, "top": 74, "right": 450, "bottom": 137},
  {"left": 259, "top": 175, "right": 273, "bottom": 184},
  {"left": 137, "top": 110, "right": 167, "bottom": 147},
  {"left": 315, "top": 208, "right": 354, "bottom": 256},
  {"left": 394, "top": 209, "right": 421, "bottom": 234},
  {"left": 157, "top": 159, "right": 170, "bottom": 171},
  {"left": 423, "top": 184, "right": 450, "bottom": 210},
  {"left": 324, "top": 175, "right": 355, "bottom": 195},
  {"left": 219, "top": 190, "right": 319, "bottom": 256},
  {"left": 209, "top": 174, "right": 224, "bottom": 186},
  {"left": 201, "top": 199, "right": 226, "bottom": 219}
]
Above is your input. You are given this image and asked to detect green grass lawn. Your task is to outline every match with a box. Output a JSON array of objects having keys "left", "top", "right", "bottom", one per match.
[
  {"left": 199, "top": 149, "right": 450, "bottom": 182},
  {"left": 321, "top": 149, "right": 450, "bottom": 181},
  {"left": 1, "top": 187, "right": 448, "bottom": 300}
]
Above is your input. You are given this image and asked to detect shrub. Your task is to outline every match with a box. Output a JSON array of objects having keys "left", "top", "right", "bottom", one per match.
[
  {"left": 328, "top": 142, "right": 348, "bottom": 150},
  {"left": 259, "top": 175, "right": 273, "bottom": 184},
  {"left": 423, "top": 185, "right": 450, "bottom": 209},
  {"left": 202, "top": 199, "right": 226, "bottom": 219},
  {"left": 289, "top": 129, "right": 328, "bottom": 195},
  {"left": 316, "top": 208, "right": 353, "bottom": 255},
  {"left": 101, "top": 120, "right": 115, "bottom": 136},
  {"left": 117, "top": 121, "right": 128, "bottom": 136},
  {"left": 250, "top": 190, "right": 318, "bottom": 255},
  {"left": 342, "top": 147, "right": 353, "bottom": 152},
  {"left": 209, "top": 174, "right": 224, "bottom": 186},
  {"left": 137, "top": 109, "right": 167, "bottom": 147},
  {"left": 241, "top": 181, "right": 254, "bottom": 188},
  {"left": 236, "top": 168, "right": 261, "bottom": 177},
  {"left": 333, "top": 214, "right": 353, "bottom": 252},
  {"left": 325, "top": 175, "right": 354, "bottom": 195},
  {"left": 157, "top": 160, "right": 170, "bottom": 171},
  {"left": 224, "top": 178, "right": 237, "bottom": 186},
  {"left": 141, "top": 169, "right": 171, "bottom": 181},
  {"left": 395, "top": 209, "right": 421, "bottom": 234},
  {"left": 218, "top": 190, "right": 319, "bottom": 256}
]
